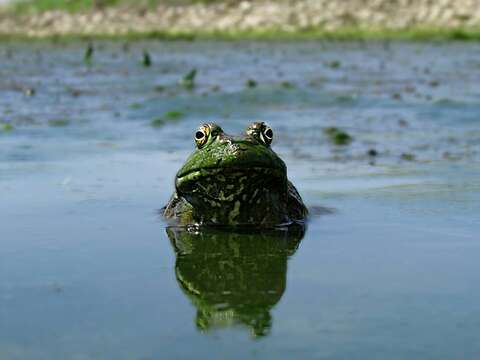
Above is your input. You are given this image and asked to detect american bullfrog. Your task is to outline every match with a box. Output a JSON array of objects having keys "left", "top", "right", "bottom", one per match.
[{"left": 163, "top": 122, "right": 307, "bottom": 227}]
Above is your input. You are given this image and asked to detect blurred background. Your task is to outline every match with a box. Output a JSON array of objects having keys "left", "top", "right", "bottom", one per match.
[{"left": 1, "top": 0, "right": 480, "bottom": 38}]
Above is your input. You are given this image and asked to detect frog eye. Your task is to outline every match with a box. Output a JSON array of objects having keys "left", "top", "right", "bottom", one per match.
[
  {"left": 194, "top": 125, "right": 209, "bottom": 148},
  {"left": 246, "top": 122, "right": 274, "bottom": 146},
  {"left": 262, "top": 126, "right": 273, "bottom": 145}
]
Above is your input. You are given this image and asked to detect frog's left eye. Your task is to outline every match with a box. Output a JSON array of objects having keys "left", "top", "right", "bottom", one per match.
[
  {"left": 194, "top": 125, "right": 210, "bottom": 148},
  {"left": 262, "top": 126, "right": 273, "bottom": 145}
]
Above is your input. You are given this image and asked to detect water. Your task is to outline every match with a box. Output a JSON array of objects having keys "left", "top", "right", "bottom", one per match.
[{"left": 1, "top": 40, "right": 480, "bottom": 359}]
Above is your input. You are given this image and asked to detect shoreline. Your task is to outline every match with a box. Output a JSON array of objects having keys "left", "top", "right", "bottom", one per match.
[
  {"left": 1, "top": 28, "right": 480, "bottom": 42},
  {"left": 1, "top": 26, "right": 480, "bottom": 42},
  {"left": 1, "top": 0, "right": 480, "bottom": 41}
]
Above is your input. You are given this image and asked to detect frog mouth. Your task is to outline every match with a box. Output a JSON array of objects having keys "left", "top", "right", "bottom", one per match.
[{"left": 175, "top": 166, "right": 286, "bottom": 202}]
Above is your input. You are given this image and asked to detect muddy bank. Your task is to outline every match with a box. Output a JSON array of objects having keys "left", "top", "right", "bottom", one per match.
[{"left": 1, "top": 0, "right": 480, "bottom": 38}]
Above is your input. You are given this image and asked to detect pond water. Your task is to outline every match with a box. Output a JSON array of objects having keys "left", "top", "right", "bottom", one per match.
[{"left": 1, "top": 40, "right": 480, "bottom": 359}]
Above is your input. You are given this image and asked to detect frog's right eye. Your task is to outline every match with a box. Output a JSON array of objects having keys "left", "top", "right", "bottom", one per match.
[{"left": 194, "top": 126, "right": 209, "bottom": 148}]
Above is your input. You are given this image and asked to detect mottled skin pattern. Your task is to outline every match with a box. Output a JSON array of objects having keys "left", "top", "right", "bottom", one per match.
[
  {"left": 163, "top": 122, "right": 308, "bottom": 227},
  {"left": 167, "top": 226, "right": 304, "bottom": 337}
]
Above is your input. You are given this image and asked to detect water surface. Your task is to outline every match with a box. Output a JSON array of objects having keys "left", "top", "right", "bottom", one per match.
[{"left": 1, "top": 40, "right": 480, "bottom": 359}]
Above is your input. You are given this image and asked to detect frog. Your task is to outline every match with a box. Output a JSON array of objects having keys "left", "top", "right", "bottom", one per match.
[{"left": 163, "top": 122, "right": 307, "bottom": 227}]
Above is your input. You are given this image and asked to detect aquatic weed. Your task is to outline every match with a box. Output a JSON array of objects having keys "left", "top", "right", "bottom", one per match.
[
  {"left": 48, "top": 119, "right": 70, "bottom": 127},
  {"left": 280, "top": 81, "right": 294, "bottom": 89},
  {"left": 151, "top": 111, "right": 185, "bottom": 128},
  {"left": 164, "top": 111, "right": 184, "bottom": 120},
  {"left": 84, "top": 43, "right": 94, "bottom": 63},
  {"left": 401, "top": 153, "right": 416, "bottom": 161},
  {"left": 367, "top": 149, "right": 378, "bottom": 157},
  {"left": 180, "top": 69, "right": 197, "bottom": 89},
  {"left": 324, "top": 127, "right": 353, "bottom": 146},
  {"left": 246, "top": 79, "right": 257, "bottom": 88},
  {"left": 327, "top": 60, "right": 341, "bottom": 69},
  {"left": 1, "top": 123, "right": 14, "bottom": 132},
  {"left": 142, "top": 50, "right": 152, "bottom": 67}
]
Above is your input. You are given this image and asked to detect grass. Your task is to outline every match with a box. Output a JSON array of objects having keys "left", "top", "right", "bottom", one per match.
[
  {"left": 7, "top": 0, "right": 223, "bottom": 14},
  {"left": 1, "top": 26, "right": 480, "bottom": 42}
]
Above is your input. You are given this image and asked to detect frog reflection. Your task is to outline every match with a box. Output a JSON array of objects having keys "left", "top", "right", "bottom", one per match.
[{"left": 167, "top": 226, "right": 305, "bottom": 337}]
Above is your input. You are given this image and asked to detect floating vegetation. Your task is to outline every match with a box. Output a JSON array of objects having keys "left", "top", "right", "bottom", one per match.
[
  {"left": 324, "top": 127, "right": 353, "bottom": 146},
  {"left": 164, "top": 111, "right": 184, "bottom": 119},
  {"left": 180, "top": 69, "right": 197, "bottom": 89},
  {"left": 151, "top": 111, "right": 185, "bottom": 128},
  {"left": 154, "top": 85, "right": 165, "bottom": 92},
  {"left": 327, "top": 60, "right": 341, "bottom": 69},
  {"left": 246, "top": 79, "right": 257, "bottom": 88},
  {"left": 84, "top": 43, "right": 94, "bottom": 63},
  {"left": 401, "top": 153, "right": 416, "bottom": 161},
  {"left": 23, "top": 87, "right": 36, "bottom": 97},
  {"left": 151, "top": 118, "right": 167, "bottom": 127},
  {"left": 1, "top": 123, "right": 14, "bottom": 132},
  {"left": 280, "top": 81, "right": 294, "bottom": 89},
  {"left": 67, "top": 88, "right": 83, "bottom": 97},
  {"left": 129, "top": 103, "right": 143, "bottom": 109},
  {"left": 48, "top": 119, "right": 70, "bottom": 127},
  {"left": 142, "top": 50, "right": 152, "bottom": 67},
  {"left": 336, "top": 94, "right": 356, "bottom": 103},
  {"left": 367, "top": 149, "right": 378, "bottom": 157}
]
